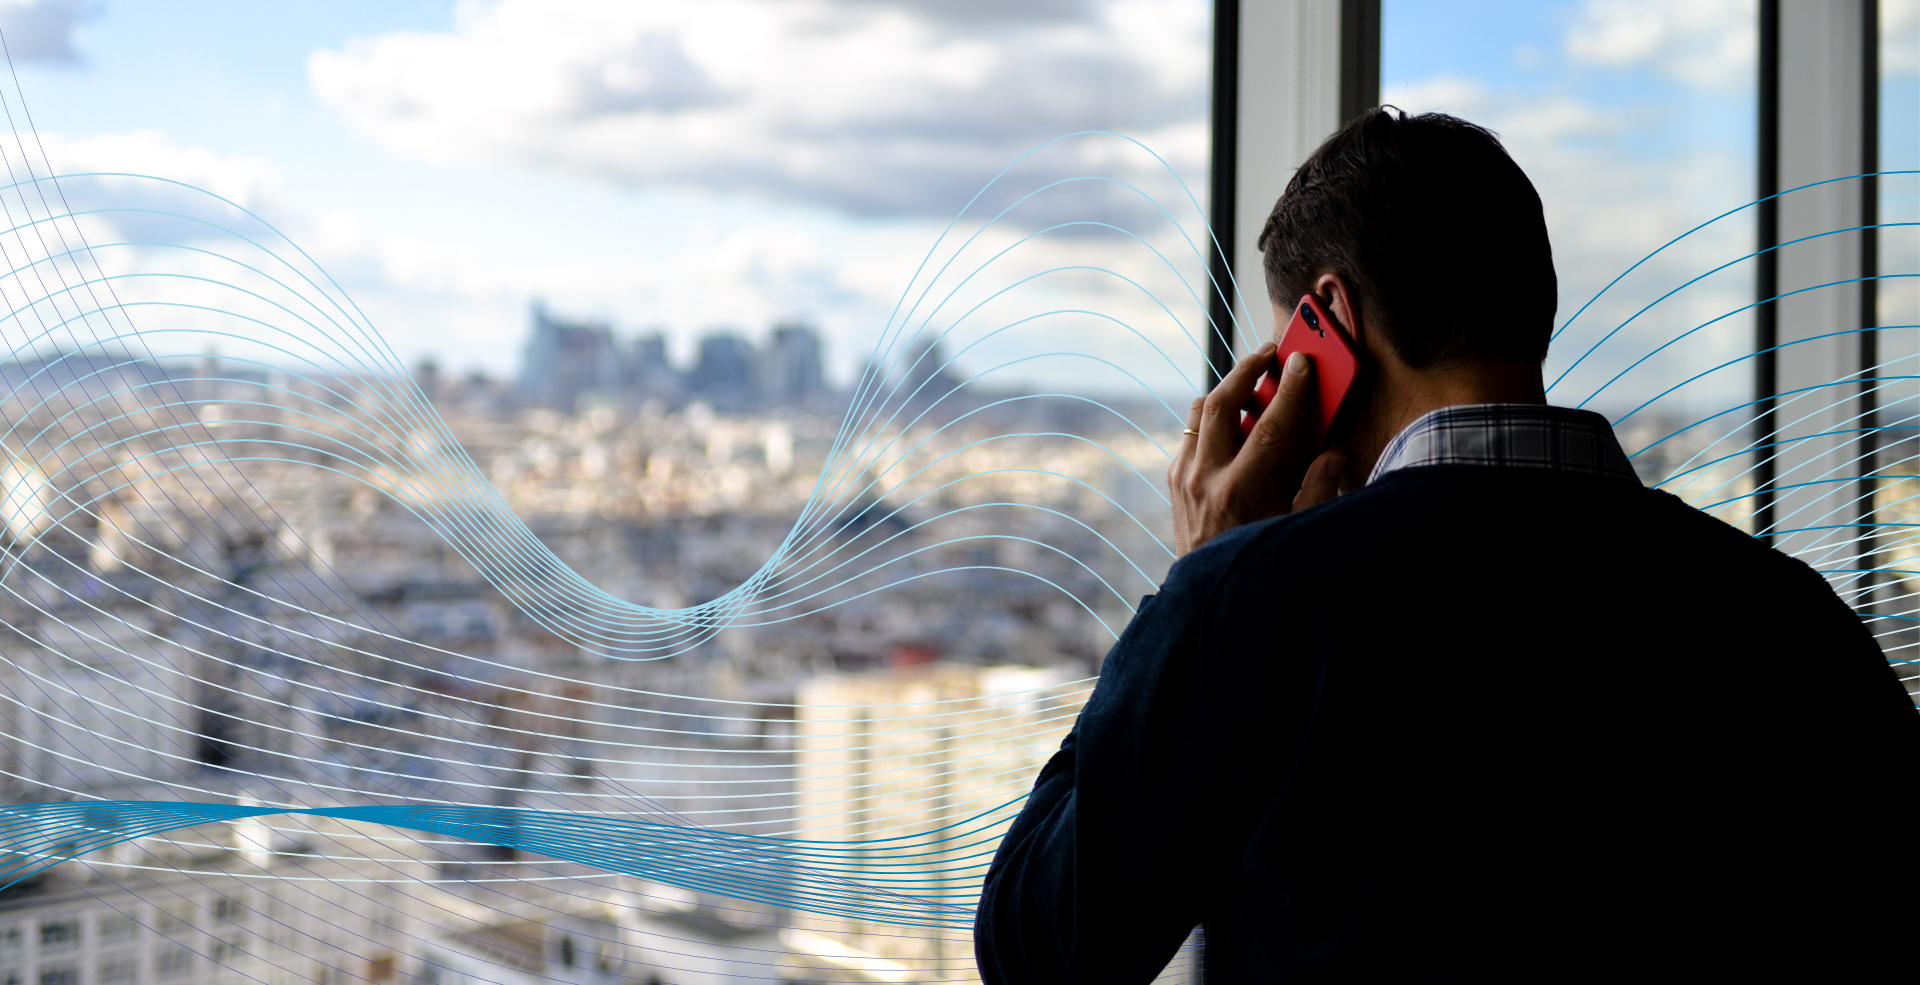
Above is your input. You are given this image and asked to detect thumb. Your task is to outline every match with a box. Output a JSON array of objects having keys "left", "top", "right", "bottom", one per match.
[{"left": 1292, "top": 449, "right": 1346, "bottom": 512}]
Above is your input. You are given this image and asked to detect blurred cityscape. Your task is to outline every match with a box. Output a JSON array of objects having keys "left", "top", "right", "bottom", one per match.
[
  {"left": 0, "top": 304, "right": 1170, "bottom": 984},
  {"left": 0, "top": 301, "right": 1792, "bottom": 985}
]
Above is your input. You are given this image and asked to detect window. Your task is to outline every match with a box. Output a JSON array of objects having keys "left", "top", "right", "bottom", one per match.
[
  {"left": 36, "top": 920, "right": 79, "bottom": 953},
  {"left": 1384, "top": 0, "right": 1760, "bottom": 455},
  {"left": 156, "top": 943, "right": 193, "bottom": 980},
  {"left": 213, "top": 895, "right": 249, "bottom": 922},
  {"left": 156, "top": 906, "right": 193, "bottom": 934},
  {"left": 212, "top": 934, "right": 248, "bottom": 963},
  {"left": 0, "top": 7, "right": 1899, "bottom": 985},
  {"left": 36, "top": 968, "right": 77, "bottom": 985},
  {"left": 96, "top": 956, "right": 138, "bottom": 985},
  {"left": 1879, "top": 1, "right": 1920, "bottom": 437},
  {"left": 97, "top": 913, "right": 138, "bottom": 942},
  {"left": 1852, "top": 1, "right": 1919, "bottom": 643}
]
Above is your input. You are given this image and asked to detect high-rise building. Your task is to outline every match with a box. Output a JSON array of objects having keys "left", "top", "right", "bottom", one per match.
[
  {"left": 623, "top": 332, "right": 682, "bottom": 403},
  {"left": 793, "top": 660, "right": 1088, "bottom": 984},
  {"left": 686, "top": 333, "right": 757, "bottom": 412},
  {"left": 520, "top": 315, "right": 833, "bottom": 414},
  {"left": 518, "top": 302, "right": 623, "bottom": 411},
  {"left": 760, "top": 324, "right": 824, "bottom": 407}
]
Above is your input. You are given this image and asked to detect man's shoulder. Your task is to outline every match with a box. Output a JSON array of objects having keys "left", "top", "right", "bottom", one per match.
[{"left": 1175, "top": 464, "right": 1800, "bottom": 594}]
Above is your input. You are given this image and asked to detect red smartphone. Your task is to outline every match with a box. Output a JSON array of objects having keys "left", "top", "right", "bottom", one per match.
[{"left": 1238, "top": 294, "right": 1361, "bottom": 446}]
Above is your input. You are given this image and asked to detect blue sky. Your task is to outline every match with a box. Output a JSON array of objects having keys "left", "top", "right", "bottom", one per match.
[
  {"left": 5, "top": 0, "right": 1218, "bottom": 394},
  {"left": 0, "top": 0, "right": 1907, "bottom": 410},
  {"left": 1384, "top": 0, "right": 1762, "bottom": 415},
  {"left": 1386, "top": 0, "right": 1753, "bottom": 158}
]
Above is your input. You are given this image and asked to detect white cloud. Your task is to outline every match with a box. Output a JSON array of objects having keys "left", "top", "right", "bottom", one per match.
[
  {"left": 305, "top": 213, "right": 897, "bottom": 376},
  {"left": 21, "top": 130, "right": 871, "bottom": 373},
  {"left": 1564, "top": 0, "right": 1756, "bottom": 92},
  {"left": 10, "top": 126, "right": 1208, "bottom": 400},
  {"left": 38, "top": 129, "right": 280, "bottom": 206},
  {"left": 1888, "top": 0, "right": 1919, "bottom": 75},
  {"left": 19, "top": 129, "right": 283, "bottom": 247},
  {"left": 0, "top": 0, "right": 93, "bottom": 63},
  {"left": 308, "top": 201, "right": 1209, "bottom": 399},
  {"left": 306, "top": 0, "right": 1209, "bottom": 224}
]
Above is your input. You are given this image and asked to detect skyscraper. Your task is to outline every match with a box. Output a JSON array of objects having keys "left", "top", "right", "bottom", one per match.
[{"left": 518, "top": 301, "right": 623, "bottom": 411}]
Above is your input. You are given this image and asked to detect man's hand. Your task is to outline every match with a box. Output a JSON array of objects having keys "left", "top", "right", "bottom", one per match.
[{"left": 1169, "top": 345, "right": 1345, "bottom": 555}]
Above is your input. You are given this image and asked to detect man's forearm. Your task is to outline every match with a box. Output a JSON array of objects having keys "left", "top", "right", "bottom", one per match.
[{"left": 974, "top": 735, "right": 1078, "bottom": 985}]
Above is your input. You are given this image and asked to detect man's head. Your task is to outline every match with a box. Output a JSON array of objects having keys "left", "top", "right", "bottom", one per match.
[
  {"left": 1257, "top": 108, "right": 1556, "bottom": 369},
  {"left": 1251, "top": 109, "right": 1556, "bottom": 489}
]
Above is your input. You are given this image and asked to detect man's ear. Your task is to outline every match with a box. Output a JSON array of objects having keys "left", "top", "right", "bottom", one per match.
[
  {"left": 1311, "top": 271, "right": 1362, "bottom": 344},
  {"left": 1313, "top": 271, "right": 1398, "bottom": 372}
]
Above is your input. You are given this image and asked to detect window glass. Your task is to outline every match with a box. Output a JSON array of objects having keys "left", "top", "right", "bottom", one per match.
[
  {"left": 0, "top": 4, "right": 1282, "bottom": 985},
  {"left": 212, "top": 935, "right": 247, "bottom": 962},
  {"left": 96, "top": 956, "right": 137, "bottom": 985},
  {"left": 1876, "top": 1, "right": 1920, "bottom": 655},
  {"left": 155, "top": 943, "right": 193, "bottom": 980},
  {"left": 155, "top": 906, "right": 193, "bottom": 935},
  {"left": 8, "top": 1, "right": 1209, "bottom": 397},
  {"left": 213, "top": 896, "right": 248, "bottom": 923},
  {"left": 97, "top": 913, "right": 137, "bottom": 943},
  {"left": 1384, "top": 0, "right": 1759, "bottom": 480},
  {"left": 1884, "top": 6, "right": 1919, "bottom": 333},
  {"left": 35, "top": 920, "right": 79, "bottom": 953}
]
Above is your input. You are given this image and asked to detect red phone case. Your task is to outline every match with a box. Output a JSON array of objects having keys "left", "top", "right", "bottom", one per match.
[{"left": 1239, "top": 294, "right": 1361, "bottom": 445}]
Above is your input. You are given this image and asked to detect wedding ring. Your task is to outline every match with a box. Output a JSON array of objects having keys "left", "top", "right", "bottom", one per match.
[{"left": 1183, "top": 428, "right": 1201, "bottom": 436}]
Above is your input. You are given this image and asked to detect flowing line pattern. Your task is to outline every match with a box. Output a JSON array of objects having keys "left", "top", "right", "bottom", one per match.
[{"left": 0, "top": 57, "right": 1903, "bottom": 984}]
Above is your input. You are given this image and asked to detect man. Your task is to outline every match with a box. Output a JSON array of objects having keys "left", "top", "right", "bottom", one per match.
[{"left": 974, "top": 109, "right": 1918, "bottom": 983}]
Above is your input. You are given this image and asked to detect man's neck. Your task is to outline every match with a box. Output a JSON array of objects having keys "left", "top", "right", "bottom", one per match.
[{"left": 1341, "top": 359, "right": 1547, "bottom": 488}]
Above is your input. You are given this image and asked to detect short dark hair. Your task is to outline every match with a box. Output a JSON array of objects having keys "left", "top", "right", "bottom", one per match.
[{"left": 1256, "top": 108, "right": 1556, "bottom": 368}]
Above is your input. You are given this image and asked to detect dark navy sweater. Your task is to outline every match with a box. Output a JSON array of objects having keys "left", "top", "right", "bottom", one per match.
[{"left": 975, "top": 465, "right": 1919, "bottom": 983}]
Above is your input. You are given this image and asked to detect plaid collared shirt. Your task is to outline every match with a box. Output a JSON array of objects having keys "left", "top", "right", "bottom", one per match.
[{"left": 1367, "top": 403, "right": 1641, "bottom": 486}]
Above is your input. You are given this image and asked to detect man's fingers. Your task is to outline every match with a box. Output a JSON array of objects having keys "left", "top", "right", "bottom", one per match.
[
  {"left": 1183, "top": 396, "right": 1204, "bottom": 437},
  {"left": 1172, "top": 396, "right": 1202, "bottom": 467},
  {"left": 1236, "top": 350, "right": 1319, "bottom": 478},
  {"left": 1168, "top": 396, "right": 1207, "bottom": 556},
  {"left": 1292, "top": 449, "right": 1345, "bottom": 512},
  {"left": 1198, "top": 343, "right": 1275, "bottom": 465}
]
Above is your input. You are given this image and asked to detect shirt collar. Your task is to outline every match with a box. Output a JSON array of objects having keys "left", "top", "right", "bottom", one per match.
[{"left": 1367, "top": 403, "right": 1641, "bottom": 486}]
